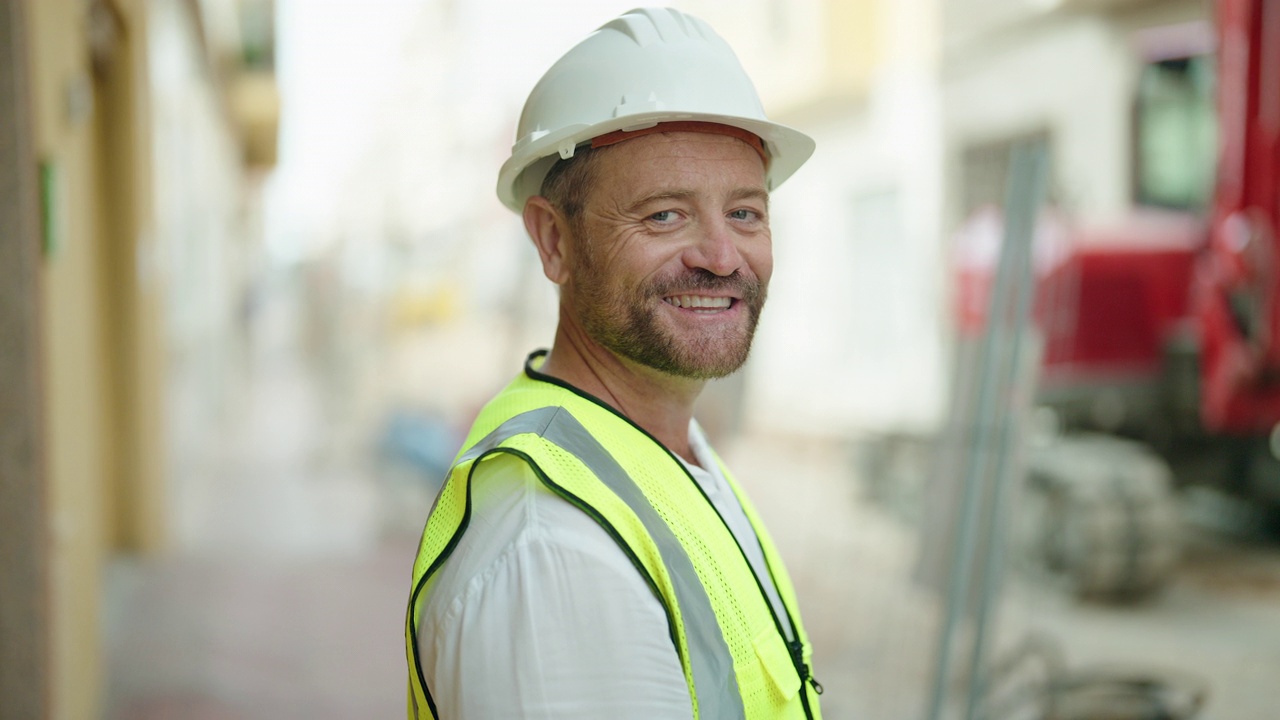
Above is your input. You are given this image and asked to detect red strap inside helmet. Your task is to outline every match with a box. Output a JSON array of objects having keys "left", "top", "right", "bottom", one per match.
[{"left": 590, "top": 121, "right": 769, "bottom": 168}]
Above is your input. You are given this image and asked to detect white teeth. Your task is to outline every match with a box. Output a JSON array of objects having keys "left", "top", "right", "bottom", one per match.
[{"left": 665, "top": 295, "right": 732, "bottom": 309}]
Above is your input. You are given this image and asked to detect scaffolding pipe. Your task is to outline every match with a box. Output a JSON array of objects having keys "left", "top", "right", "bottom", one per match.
[
  {"left": 924, "top": 140, "right": 1050, "bottom": 720},
  {"left": 964, "top": 143, "right": 1050, "bottom": 720}
]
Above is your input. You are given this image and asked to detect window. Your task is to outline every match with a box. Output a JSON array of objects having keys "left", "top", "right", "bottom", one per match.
[{"left": 1133, "top": 55, "right": 1216, "bottom": 210}]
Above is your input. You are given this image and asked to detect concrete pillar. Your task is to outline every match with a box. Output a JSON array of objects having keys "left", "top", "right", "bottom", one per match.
[{"left": 0, "top": 0, "right": 52, "bottom": 715}]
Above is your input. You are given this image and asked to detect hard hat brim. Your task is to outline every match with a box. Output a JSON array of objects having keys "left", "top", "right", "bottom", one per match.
[{"left": 497, "top": 111, "right": 815, "bottom": 213}]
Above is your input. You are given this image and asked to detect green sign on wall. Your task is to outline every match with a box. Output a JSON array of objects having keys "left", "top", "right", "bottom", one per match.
[{"left": 39, "top": 160, "right": 61, "bottom": 258}]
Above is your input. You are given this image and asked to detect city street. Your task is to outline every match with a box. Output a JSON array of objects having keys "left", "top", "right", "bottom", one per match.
[{"left": 103, "top": 291, "right": 1280, "bottom": 718}]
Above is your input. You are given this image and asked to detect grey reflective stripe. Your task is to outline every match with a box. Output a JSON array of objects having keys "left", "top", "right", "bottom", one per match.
[
  {"left": 460, "top": 406, "right": 744, "bottom": 720},
  {"left": 455, "top": 406, "right": 561, "bottom": 465}
]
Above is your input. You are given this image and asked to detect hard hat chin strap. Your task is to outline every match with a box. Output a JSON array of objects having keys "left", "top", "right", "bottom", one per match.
[{"left": 589, "top": 121, "right": 770, "bottom": 169}]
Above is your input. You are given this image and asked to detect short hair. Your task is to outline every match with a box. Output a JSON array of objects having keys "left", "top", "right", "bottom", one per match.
[{"left": 538, "top": 145, "right": 606, "bottom": 226}]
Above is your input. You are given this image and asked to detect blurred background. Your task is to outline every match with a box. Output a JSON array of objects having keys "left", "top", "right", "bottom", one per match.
[{"left": 3, "top": 0, "right": 1280, "bottom": 718}]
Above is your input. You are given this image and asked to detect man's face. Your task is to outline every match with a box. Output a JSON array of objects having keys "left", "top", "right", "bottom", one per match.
[{"left": 564, "top": 131, "right": 772, "bottom": 379}]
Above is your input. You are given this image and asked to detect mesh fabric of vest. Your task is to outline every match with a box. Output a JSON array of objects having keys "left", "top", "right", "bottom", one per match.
[{"left": 406, "top": 365, "right": 821, "bottom": 719}]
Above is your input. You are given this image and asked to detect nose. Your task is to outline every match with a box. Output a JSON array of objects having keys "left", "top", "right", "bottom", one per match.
[{"left": 686, "top": 217, "right": 746, "bottom": 277}]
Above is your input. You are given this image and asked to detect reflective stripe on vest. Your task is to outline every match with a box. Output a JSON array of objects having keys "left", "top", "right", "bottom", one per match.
[
  {"left": 409, "top": 406, "right": 744, "bottom": 719},
  {"left": 407, "top": 353, "right": 822, "bottom": 720},
  {"left": 469, "top": 407, "right": 745, "bottom": 716}
]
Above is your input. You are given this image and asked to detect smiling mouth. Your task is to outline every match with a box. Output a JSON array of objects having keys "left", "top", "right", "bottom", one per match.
[{"left": 663, "top": 295, "right": 734, "bottom": 312}]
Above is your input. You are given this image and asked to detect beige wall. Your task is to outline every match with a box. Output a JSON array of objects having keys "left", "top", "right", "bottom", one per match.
[
  {"left": 26, "top": 0, "right": 166, "bottom": 715},
  {"left": 746, "top": 0, "right": 949, "bottom": 437},
  {"left": 825, "top": 0, "right": 882, "bottom": 98},
  {"left": 30, "top": 1, "right": 111, "bottom": 715}
]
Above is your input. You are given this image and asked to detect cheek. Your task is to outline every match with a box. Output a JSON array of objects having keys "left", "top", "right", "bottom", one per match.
[
  {"left": 603, "top": 233, "right": 676, "bottom": 285},
  {"left": 746, "top": 235, "right": 773, "bottom": 283},
  {"left": 571, "top": 239, "right": 653, "bottom": 298}
]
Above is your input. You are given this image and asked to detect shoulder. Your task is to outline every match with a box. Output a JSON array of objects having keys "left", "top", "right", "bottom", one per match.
[
  {"left": 416, "top": 451, "right": 692, "bottom": 718},
  {"left": 419, "top": 450, "right": 651, "bottom": 625}
]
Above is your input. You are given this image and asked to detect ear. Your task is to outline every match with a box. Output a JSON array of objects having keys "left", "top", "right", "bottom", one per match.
[{"left": 523, "top": 196, "right": 572, "bottom": 285}]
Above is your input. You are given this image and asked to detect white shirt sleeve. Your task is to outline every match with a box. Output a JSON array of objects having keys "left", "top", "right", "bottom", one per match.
[{"left": 416, "top": 452, "right": 693, "bottom": 720}]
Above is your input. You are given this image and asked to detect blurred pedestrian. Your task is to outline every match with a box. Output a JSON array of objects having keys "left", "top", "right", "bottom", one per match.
[{"left": 405, "top": 8, "right": 822, "bottom": 719}]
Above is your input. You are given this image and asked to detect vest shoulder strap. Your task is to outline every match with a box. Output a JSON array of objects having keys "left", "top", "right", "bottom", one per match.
[{"left": 408, "top": 399, "right": 746, "bottom": 720}]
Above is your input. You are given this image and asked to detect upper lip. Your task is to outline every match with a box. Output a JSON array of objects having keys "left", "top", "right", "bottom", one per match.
[{"left": 663, "top": 291, "right": 740, "bottom": 300}]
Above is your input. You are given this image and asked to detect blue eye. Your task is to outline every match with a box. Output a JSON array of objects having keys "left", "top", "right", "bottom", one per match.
[
  {"left": 649, "top": 211, "right": 677, "bottom": 223},
  {"left": 729, "top": 209, "right": 757, "bottom": 221}
]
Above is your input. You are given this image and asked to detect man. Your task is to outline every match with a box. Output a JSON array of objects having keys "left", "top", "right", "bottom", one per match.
[{"left": 405, "top": 8, "right": 822, "bottom": 719}]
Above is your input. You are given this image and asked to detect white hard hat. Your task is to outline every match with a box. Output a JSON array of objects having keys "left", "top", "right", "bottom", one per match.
[{"left": 496, "top": 7, "right": 816, "bottom": 213}]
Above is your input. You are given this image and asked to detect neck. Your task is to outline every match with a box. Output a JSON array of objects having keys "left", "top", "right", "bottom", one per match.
[{"left": 539, "top": 317, "right": 704, "bottom": 465}]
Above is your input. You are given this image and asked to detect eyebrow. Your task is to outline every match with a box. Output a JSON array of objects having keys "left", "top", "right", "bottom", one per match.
[
  {"left": 628, "top": 190, "right": 695, "bottom": 212},
  {"left": 729, "top": 187, "right": 771, "bottom": 207},
  {"left": 626, "top": 187, "right": 770, "bottom": 214}
]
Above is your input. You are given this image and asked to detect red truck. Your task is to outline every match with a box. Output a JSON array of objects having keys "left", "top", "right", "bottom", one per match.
[{"left": 958, "top": 0, "right": 1280, "bottom": 597}]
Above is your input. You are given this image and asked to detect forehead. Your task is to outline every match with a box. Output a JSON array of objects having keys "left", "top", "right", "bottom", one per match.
[{"left": 587, "top": 132, "right": 768, "bottom": 200}]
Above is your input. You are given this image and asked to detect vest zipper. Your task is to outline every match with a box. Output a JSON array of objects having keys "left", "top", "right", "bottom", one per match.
[{"left": 789, "top": 639, "right": 824, "bottom": 695}]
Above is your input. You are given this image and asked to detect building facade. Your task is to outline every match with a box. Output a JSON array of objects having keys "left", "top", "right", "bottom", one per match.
[{"left": 0, "top": 0, "right": 277, "bottom": 715}]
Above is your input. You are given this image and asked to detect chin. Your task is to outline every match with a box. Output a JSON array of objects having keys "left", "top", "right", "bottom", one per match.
[{"left": 649, "top": 340, "right": 754, "bottom": 380}]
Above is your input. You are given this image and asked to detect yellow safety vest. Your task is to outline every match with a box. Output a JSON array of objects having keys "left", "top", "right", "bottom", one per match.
[{"left": 406, "top": 351, "right": 823, "bottom": 719}]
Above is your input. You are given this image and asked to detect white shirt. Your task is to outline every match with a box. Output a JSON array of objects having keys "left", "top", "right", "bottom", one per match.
[{"left": 415, "top": 421, "right": 792, "bottom": 719}]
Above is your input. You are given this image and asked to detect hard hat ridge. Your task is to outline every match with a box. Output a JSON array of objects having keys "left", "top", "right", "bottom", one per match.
[
  {"left": 601, "top": 6, "right": 714, "bottom": 47},
  {"left": 496, "top": 6, "right": 815, "bottom": 213}
]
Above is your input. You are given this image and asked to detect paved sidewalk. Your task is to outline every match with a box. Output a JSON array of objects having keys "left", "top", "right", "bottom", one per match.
[
  {"left": 105, "top": 542, "right": 415, "bottom": 719},
  {"left": 104, "top": 285, "right": 425, "bottom": 719}
]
